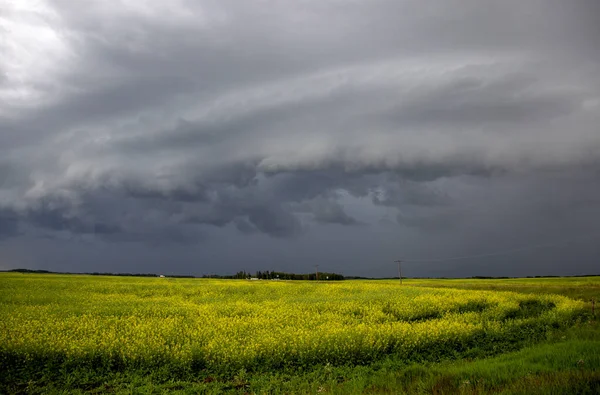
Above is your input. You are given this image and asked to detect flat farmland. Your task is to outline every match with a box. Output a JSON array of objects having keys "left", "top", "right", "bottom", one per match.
[{"left": 1, "top": 274, "right": 598, "bottom": 394}]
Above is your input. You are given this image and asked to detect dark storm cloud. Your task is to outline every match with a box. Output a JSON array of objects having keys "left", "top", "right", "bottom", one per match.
[
  {"left": 0, "top": 209, "right": 19, "bottom": 239},
  {"left": 291, "top": 197, "right": 360, "bottom": 226},
  {"left": 1, "top": 0, "right": 600, "bottom": 276}
]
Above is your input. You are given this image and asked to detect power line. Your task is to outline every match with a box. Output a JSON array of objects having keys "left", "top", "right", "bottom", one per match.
[{"left": 394, "top": 260, "right": 403, "bottom": 284}]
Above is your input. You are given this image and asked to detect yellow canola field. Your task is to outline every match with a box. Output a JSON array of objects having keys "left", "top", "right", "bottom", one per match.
[{"left": 0, "top": 274, "right": 586, "bottom": 373}]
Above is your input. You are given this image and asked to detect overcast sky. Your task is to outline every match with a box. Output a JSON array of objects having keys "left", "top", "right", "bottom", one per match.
[{"left": 1, "top": 0, "right": 599, "bottom": 277}]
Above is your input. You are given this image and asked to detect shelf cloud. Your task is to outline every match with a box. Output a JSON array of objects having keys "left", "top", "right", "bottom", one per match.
[{"left": 1, "top": 0, "right": 599, "bottom": 276}]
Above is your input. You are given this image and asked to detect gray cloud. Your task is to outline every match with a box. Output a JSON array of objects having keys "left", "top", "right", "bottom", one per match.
[
  {"left": 0, "top": 209, "right": 19, "bottom": 240},
  {"left": 1, "top": 0, "right": 599, "bottom": 276},
  {"left": 291, "top": 196, "right": 360, "bottom": 226}
]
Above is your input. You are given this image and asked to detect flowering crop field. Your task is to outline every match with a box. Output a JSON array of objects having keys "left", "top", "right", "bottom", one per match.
[{"left": 0, "top": 273, "right": 587, "bottom": 383}]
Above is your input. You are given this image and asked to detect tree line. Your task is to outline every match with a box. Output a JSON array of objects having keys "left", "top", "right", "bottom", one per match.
[
  {"left": 204, "top": 270, "right": 345, "bottom": 281},
  {"left": 6, "top": 268, "right": 344, "bottom": 280}
]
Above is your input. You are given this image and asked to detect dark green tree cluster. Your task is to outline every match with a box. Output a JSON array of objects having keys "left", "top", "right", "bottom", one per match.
[
  {"left": 203, "top": 270, "right": 344, "bottom": 280},
  {"left": 257, "top": 271, "right": 344, "bottom": 280}
]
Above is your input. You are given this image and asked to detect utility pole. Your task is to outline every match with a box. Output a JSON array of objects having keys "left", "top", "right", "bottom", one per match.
[
  {"left": 315, "top": 265, "right": 319, "bottom": 281},
  {"left": 394, "top": 260, "right": 402, "bottom": 285}
]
